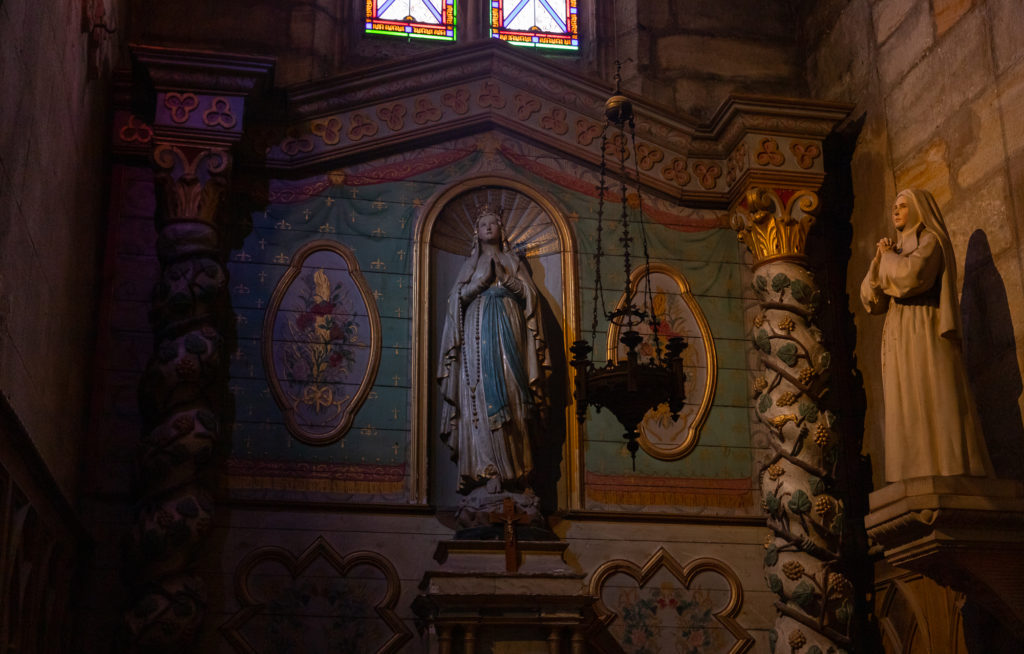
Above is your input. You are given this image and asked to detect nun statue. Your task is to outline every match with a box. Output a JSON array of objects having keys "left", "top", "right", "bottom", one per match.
[{"left": 860, "top": 188, "right": 993, "bottom": 482}]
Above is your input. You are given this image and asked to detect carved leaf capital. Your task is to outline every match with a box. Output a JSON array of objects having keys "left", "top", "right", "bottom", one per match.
[{"left": 730, "top": 186, "right": 820, "bottom": 266}]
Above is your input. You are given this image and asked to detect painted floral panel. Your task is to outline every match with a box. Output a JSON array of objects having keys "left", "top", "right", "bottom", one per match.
[
  {"left": 238, "top": 563, "right": 390, "bottom": 653},
  {"left": 264, "top": 244, "right": 380, "bottom": 443},
  {"left": 604, "top": 570, "right": 734, "bottom": 654}
]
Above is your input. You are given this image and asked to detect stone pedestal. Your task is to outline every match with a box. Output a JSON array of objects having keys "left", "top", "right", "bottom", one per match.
[
  {"left": 865, "top": 476, "right": 1024, "bottom": 636},
  {"left": 414, "top": 540, "right": 618, "bottom": 653}
]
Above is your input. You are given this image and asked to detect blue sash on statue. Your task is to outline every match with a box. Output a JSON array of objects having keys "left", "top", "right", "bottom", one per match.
[{"left": 480, "top": 285, "right": 530, "bottom": 430}]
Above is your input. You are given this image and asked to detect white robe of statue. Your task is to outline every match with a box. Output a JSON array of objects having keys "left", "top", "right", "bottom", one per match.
[
  {"left": 860, "top": 189, "right": 993, "bottom": 482},
  {"left": 437, "top": 208, "right": 549, "bottom": 493}
]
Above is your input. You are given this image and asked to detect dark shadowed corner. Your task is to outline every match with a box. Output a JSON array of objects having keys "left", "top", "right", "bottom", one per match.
[{"left": 961, "top": 229, "right": 1024, "bottom": 483}]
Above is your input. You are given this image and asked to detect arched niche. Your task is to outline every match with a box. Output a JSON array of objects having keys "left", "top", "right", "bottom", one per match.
[{"left": 411, "top": 177, "right": 581, "bottom": 510}]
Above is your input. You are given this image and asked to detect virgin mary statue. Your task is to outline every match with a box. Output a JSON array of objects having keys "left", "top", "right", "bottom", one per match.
[
  {"left": 860, "top": 188, "right": 993, "bottom": 482},
  {"left": 437, "top": 205, "right": 549, "bottom": 497}
]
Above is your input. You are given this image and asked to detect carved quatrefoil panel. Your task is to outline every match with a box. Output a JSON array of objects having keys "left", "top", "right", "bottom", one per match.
[
  {"left": 590, "top": 548, "right": 754, "bottom": 654},
  {"left": 221, "top": 536, "right": 411, "bottom": 653}
]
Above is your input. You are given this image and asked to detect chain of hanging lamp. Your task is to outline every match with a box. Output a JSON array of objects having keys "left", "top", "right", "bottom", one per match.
[{"left": 571, "top": 61, "right": 687, "bottom": 469}]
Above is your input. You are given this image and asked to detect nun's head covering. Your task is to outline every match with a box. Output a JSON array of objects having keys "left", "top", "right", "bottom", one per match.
[{"left": 895, "top": 188, "right": 962, "bottom": 340}]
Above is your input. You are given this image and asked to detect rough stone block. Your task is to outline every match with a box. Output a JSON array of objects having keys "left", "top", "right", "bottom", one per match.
[
  {"left": 933, "top": 0, "right": 976, "bottom": 36},
  {"left": 654, "top": 34, "right": 798, "bottom": 81},
  {"left": 991, "top": 0, "right": 1024, "bottom": 74},
  {"left": 998, "top": 60, "right": 1024, "bottom": 157},
  {"left": 805, "top": 0, "right": 876, "bottom": 102},
  {"left": 850, "top": 110, "right": 898, "bottom": 234},
  {"left": 877, "top": 0, "right": 934, "bottom": 90},
  {"left": 872, "top": 0, "right": 919, "bottom": 44},
  {"left": 801, "top": 0, "right": 855, "bottom": 52},
  {"left": 640, "top": 78, "right": 676, "bottom": 116},
  {"left": 952, "top": 89, "right": 1007, "bottom": 190},
  {"left": 894, "top": 138, "right": 952, "bottom": 206},
  {"left": 639, "top": 2, "right": 674, "bottom": 29},
  {"left": 945, "top": 174, "right": 1014, "bottom": 272},
  {"left": 886, "top": 10, "right": 992, "bottom": 164},
  {"left": 1009, "top": 151, "right": 1024, "bottom": 243},
  {"left": 666, "top": 0, "right": 795, "bottom": 41}
]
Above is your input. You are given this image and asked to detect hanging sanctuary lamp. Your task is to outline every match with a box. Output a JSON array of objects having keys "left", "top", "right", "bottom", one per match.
[{"left": 570, "top": 65, "right": 688, "bottom": 468}]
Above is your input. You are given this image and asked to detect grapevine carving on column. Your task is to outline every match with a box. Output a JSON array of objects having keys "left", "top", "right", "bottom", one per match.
[
  {"left": 731, "top": 187, "right": 854, "bottom": 653},
  {"left": 124, "top": 143, "right": 232, "bottom": 652}
]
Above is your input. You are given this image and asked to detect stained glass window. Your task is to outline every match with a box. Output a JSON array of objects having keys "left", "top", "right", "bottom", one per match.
[
  {"left": 490, "top": 0, "right": 579, "bottom": 50},
  {"left": 365, "top": 0, "right": 457, "bottom": 42}
]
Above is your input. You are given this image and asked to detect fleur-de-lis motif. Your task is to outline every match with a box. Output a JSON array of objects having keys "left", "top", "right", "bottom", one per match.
[
  {"left": 202, "top": 97, "right": 237, "bottom": 130},
  {"left": 442, "top": 88, "right": 470, "bottom": 114},
  {"left": 576, "top": 119, "right": 602, "bottom": 146},
  {"left": 755, "top": 138, "right": 785, "bottom": 166},
  {"left": 311, "top": 117, "right": 343, "bottom": 145},
  {"left": 660, "top": 157, "right": 691, "bottom": 186},
  {"left": 477, "top": 81, "right": 506, "bottom": 109},
  {"left": 693, "top": 162, "right": 722, "bottom": 190},
  {"left": 348, "top": 112, "right": 379, "bottom": 141},
  {"left": 539, "top": 107, "right": 568, "bottom": 135},
  {"left": 119, "top": 115, "right": 153, "bottom": 144},
  {"left": 514, "top": 93, "right": 542, "bottom": 120},
  {"left": 413, "top": 97, "right": 442, "bottom": 125},
  {"left": 636, "top": 143, "right": 664, "bottom": 171},
  {"left": 377, "top": 102, "right": 406, "bottom": 131},
  {"left": 164, "top": 92, "right": 199, "bottom": 124},
  {"left": 790, "top": 142, "right": 822, "bottom": 169}
]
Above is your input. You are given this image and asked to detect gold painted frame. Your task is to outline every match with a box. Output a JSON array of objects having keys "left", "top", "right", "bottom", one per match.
[
  {"left": 412, "top": 176, "right": 581, "bottom": 507},
  {"left": 605, "top": 263, "right": 718, "bottom": 460},
  {"left": 262, "top": 240, "right": 382, "bottom": 445},
  {"left": 221, "top": 536, "right": 411, "bottom": 653},
  {"left": 589, "top": 548, "right": 754, "bottom": 653}
]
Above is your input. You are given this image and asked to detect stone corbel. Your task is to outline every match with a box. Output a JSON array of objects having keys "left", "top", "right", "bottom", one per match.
[
  {"left": 866, "top": 476, "right": 1024, "bottom": 637},
  {"left": 122, "top": 48, "right": 273, "bottom": 653}
]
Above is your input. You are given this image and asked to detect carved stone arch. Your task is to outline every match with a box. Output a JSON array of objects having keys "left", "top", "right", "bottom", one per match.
[{"left": 411, "top": 175, "right": 582, "bottom": 508}]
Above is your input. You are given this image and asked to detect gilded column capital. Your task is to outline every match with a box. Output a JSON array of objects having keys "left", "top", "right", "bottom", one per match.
[
  {"left": 152, "top": 143, "right": 232, "bottom": 228},
  {"left": 730, "top": 186, "right": 820, "bottom": 266}
]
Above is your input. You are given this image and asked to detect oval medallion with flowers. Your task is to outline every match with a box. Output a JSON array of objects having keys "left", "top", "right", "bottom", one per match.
[
  {"left": 606, "top": 263, "right": 717, "bottom": 460},
  {"left": 263, "top": 241, "right": 381, "bottom": 444}
]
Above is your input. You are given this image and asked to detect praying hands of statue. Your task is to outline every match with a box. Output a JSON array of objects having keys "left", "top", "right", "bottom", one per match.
[
  {"left": 461, "top": 256, "right": 497, "bottom": 303},
  {"left": 875, "top": 237, "right": 896, "bottom": 257}
]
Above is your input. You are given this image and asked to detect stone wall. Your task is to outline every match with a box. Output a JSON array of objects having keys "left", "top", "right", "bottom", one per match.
[
  {"left": 633, "top": 0, "right": 805, "bottom": 119},
  {"left": 803, "top": 0, "right": 1024, "bottom": 487},
  {"left": 129, "top": 0, "right": 806, "bottom": 120},
  {"left": 0, "top": 0, "right": 126, "bottom": 499}
]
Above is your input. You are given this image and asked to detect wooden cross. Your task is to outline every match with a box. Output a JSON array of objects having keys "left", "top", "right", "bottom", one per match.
[{"left": 487, "top": 497, "right": 532, "bottom": 573}]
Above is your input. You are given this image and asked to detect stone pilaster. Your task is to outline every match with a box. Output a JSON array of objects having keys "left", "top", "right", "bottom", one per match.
[
  {"left": 122, "top": 47, "right": 273, "bottom": 653},
  {"left": 732, "top": 187, "right": 855, "bottom": 653}
]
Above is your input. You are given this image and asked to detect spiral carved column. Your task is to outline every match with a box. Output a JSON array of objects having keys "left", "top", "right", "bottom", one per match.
[
  {"left": 732, "top": 187, "right": 854, "bottom": 653},
  {"left": 123, "top": 142, "right": 232, "bottom": 651},
  {"left": 116, "top": 47, "right": 273, "bottom": 651}
]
